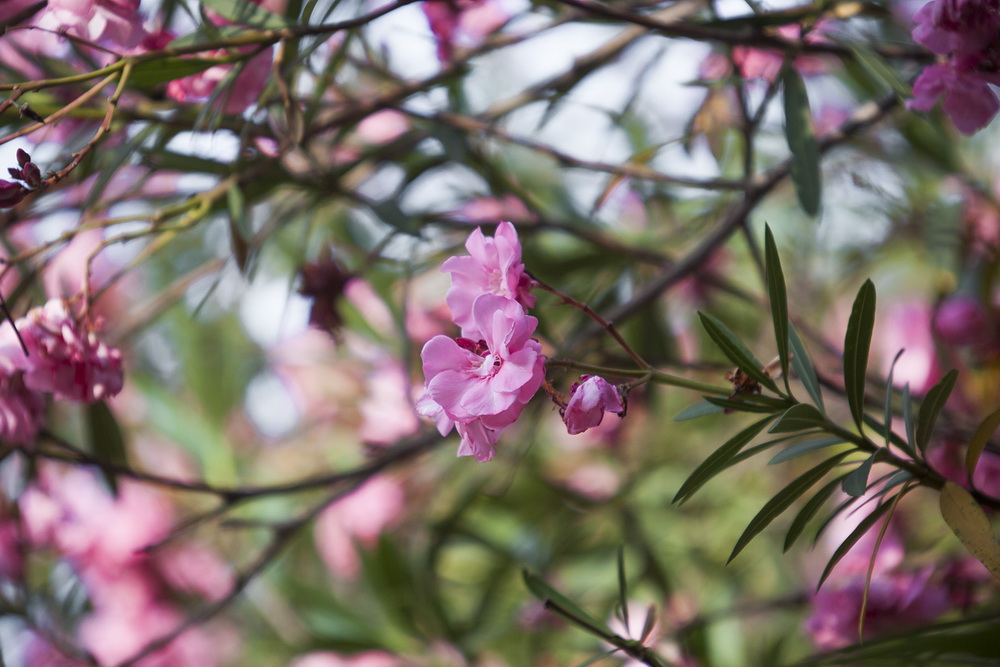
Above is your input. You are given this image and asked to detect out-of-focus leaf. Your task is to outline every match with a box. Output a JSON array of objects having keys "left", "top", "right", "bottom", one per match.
[
  {"left": 784, "top": 474, "right": 849, "bottom": 552},
  {"left": 698, "top": 312, "right": 780, "bottom": 393},
  {"left": 361, "top": 535, "right": 419, "bottom": 634},
  {"left": 903, "top": 382, "right": 916, "bottom": 452},
  {"left": 227, "top": 181, "right": 250, "bottom": 272},
  {"left": 789, "top": 323, "right": 824, "bottom": 411},
  {"left": 915, "top": 369, "right": 959, "bottom": 453},
  {"left": 883, "top": 349, "right": 904, "bottom": 448},
  {"left": 704, "top": 396, "right": 787, "bottom": 414},
  {"left": 769, "top": 404, "right": 828, "bottom": 433},
  {"left": 841, "top": 452, "right": 876, "bottom": 497},
  {"left": 616, "top": 546, "right": 629, "bottom": 632},
  {"left": 764, "top": 225, "right": 790, "bottom": 393},
  {"left": 369, "top": 199, "right": 419, "bottom": 236},
  {"left": 167, "top": 25, "right": 247, "bottom": 49},
  {"left": 201, "top": 0, "right": 289, "bottom": 27},
  {"left": 674, "top": 416, "right": 774, "bottom": 504},
  {"left": 147, "top": 151, "right": 231, "bottom": 174},
  {"left": 844, "top": 41, "right": 911, "bottom": 97},
  {"left": 640, "top": 604, "right": 657, "bottom": 642},
  {"left": 129, "top": 57, "right": 218, "bottom": 88},
  {"left": 843, "top": 279, "right": 876, "bottom": 431},
  {"left": 673, "top": 401, "right": 725, "bottom": 421},
  {"left": 939, "top": 482, "right": 1000, "bottom": 581},
  {"left": 523, "top": 570, "right": 616, "bottom": 639},
  {"left": 965, "top": 407, "right": 1000, "bottom": 484},
  {"left": 769, "top": 436, "right": 844, "bottom": 465},
  {"left": 818, "top": 495, "right": 898, "bottom": 588},
  {"left": 782, "top": 66, "right": 821, "bottom": 216},
  {"left": 85, "top": 401, "right": 128, "bottom": 497},
  {"left": 728, "top": 452, "right": 848, "bottom": 563}
]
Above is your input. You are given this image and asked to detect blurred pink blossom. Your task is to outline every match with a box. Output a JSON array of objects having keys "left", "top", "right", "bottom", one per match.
[
  {"left": 927, "top": 439, "right": 1000, "bottom": 499},
  {"left": 0, "top": 373, "right": 46, "bottom": 445},
  {"left": 166, "top": 48, "right": 273, "bottom": 115},
  {"left": 355, "top": 110, "right": 410, "bottom": 145},
  {"left": 156, "top": 544, "right": 234, "bottom": 602},
  {"left": 13, "top": 299, "right": 123, "bottom": 403},
  {"left": 933, "top": 293, "right": 988, "bottom": 346},
  {"left": 441, "top": 221, "right": 536, "bottom": 338},
  {"left": 445, "top": 195, "right": 533, "bottom": 224},
  {"left": 560, "top": 375, "right": 624, "bottom": 435},
  {"left": 877, "top": 301, "right": 940, "bottom": 394},
  {"left": 422, "top": 0, "right": 509, "bottom": 62},
  {"left": 806, "top": 568, "right": 949, "bottom": 649},
  {"left": 315, "top": 476, "right": 405, "bottom": 579},
  {"left": 290, "top": 651, "right": 403, "bottom": 667},
  {"left": 0, "top": 518, "right": 23, "bottom": 579},
  {"left": 909, "top": 62, "right": 1000, "bottom": 134},
  {"left": 358, "top": 362, "right": 421, "bottom": 445},
  {"left": 36, "top": 0, "right": 149, "bottom": 53}
]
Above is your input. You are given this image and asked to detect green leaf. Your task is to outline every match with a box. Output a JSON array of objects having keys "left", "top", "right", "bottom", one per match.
[
  {"left": 784, "top": 474, "right": 849, "bottom": 552},
  {"left": 698, "top": 312, "right": 780, "bottom": 393},
  {"left": 902, "top": 382, "right": 916, "bottom": 452},
  {"left": 673, "top": 401, "right": 725, "bottom": 421},
  {"left": 782, "top": 66, "right": 821, "bottom": 216},
  {"left": 768, "top": 436, "right": 844, "bottom": 465},
  {"left": 789, "top": 324, "right": 824, "bottom": 411},
  {"left": 841, "top": 453, "right": 876, "bottom": 497},
  {"left": 769, "top": 404, "right": 828, "bottom": 433},
  {"left": 862, "top": 413, "right": 914, "bottom": 458},
  {"left": 85, "top": 401, "right": 128, "bottom": 496},
  {"left": 728, "top": 452, "right": 849, "bottom": 563},
  {"left": 844, "top": 41, "right": 911, "bottom": 98},
  {"left": 129, "top": 57, "right": 219, "bottom": 88},
  {"left": 201, "top": 0, "right": 290, "bottom": 28},
  {"left": 523, "top": 571, "right": 616, "bottom": 640},
  {"left": 764, "top": 225, "right": 790, "bottom": 394},
  {"left": 227, "top": 181, "right": 250, "bottom": 272},
  {"left": 673, "top": 416, "right": 774, "bottom": 504},
  {"left": 843, "top": 279, "right": 876, "bottom": 432},
  {"left": 703, "top": 396, "right": 785, "bottom": 414},
  {"left": 883, "top": 349, "right": 904, "bottom": 448},
  {"left": 967, "top": 408, "right": 1000, "bottom": 485},
  {"left": 818, "top": 495, "right": 899, "bottom": 589},
  {"left": 616, "top": 546, "right": 628, "bottom": 632},
  {"left": 167, "top": 25, "right": 248, "bottom": 49},
  {"left": 915, "top": 369, "right": 959, "bottom": 453},
  {"left": 939, "top": 482, "right": 1000, "bottom": 581}
]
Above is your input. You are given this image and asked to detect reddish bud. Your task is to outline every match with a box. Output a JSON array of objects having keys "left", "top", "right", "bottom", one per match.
[
  {"left": 15, "top": 149, "right": 30, "bottom": 167},
  {"left": 934, "top": 294, "right": 987, "bottom": 346},
  {"left": 0, "top": 180, "right": 27, "bottom": 208}
]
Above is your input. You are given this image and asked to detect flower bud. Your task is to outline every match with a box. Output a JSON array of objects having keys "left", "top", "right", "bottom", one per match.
[
  {"left": 16, "top": 149, "right": 30, "bottom": 167},
  {"left": 561, "top": 375, "right": 625, "bottom": 435},
  {"left": 0, "top": 180, "right": 27, "bottom": 208}
]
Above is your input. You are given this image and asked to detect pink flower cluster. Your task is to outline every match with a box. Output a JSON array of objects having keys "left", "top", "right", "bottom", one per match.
[
  {"left": 0, "top": 299, "right": 123, "bottom": 445},
  {"left": 17, "top": 464, "right": 233, "bottom": 666},
  {"left": 419, "top": 223, "right": 544, "bottom": 462},
  {"left": 909, "top": 0, "right": 1000, "bottom": 134}
]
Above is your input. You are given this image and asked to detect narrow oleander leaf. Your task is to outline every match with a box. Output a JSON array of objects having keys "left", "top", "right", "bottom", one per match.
[
  {"left": 704, "top": 396, "right": 784, "bottom": 414},
  {"left": 841, "top": 453, "right": 876, "bottom": 497},
  {"left": 782, "top": 66, "right": 821, "bottom": 216},
  {"left": 769, "top": 436, "right": 844, "bottom": 465},
  {"left": 789, "top": 324, "right": 824, "bottom": 411},
  {"left": 884, "top": 349, "right": 904, "bottom": 448},
  {"left": 845, "top": 41, "right": 912, "bottom": 98},
  {"left": 915, "top": 369, "right": 959, "bottom": 453},
  {"left": 843, "top": 279, "right": 877, "bottom": 432},
  {"left": 673, "top": 401, "right": 725, "bottom": 421},
  {"left": 965, "top": 408, "right": 1000, "bottom": 485},
  {"left": 939, "top": 482, "right": 1000, "bottom": 581},
  {"left": 769, "top": 404, "right": 828, "bottom": 433},
  {"left": 728, "top": 452, "right": 849, "bottom": 564},
  {"left": 902, "top": 382, "right": 916, "bottom": 452},
  {"left": 764, "top": 225, "right": 790, "bottom": 394},
  {"left": 640, "top": 604, "right": 657, "bottom": 642},
  {"left": 130, "top": 57, "right": 219, "bottom": 88},
  {"left": 617, "top": 546, "right": 629, "bottom": 632},
  {"left": 201, "top": 0, "right": 290, "bottom": 27},
  {"left": 85, "top": 401, "right": 128, "bottom": 497},
  {"left": 784, "top": 474, "right": 849, "bottom": 552},
  {"left": 227, "top": 181, "right": 250, "bottom": 273},
  {"left": 673, "top": 416, "right": 774, "bottom": 504},
  {"left": 698, "top": 312, "right": 780, "bottom": 393},
  {"left": 818, "top": 496, "right": 898, "bottom": 589},
  {"left": 523, "top": 571, "right": 616, "bottom": 639},
  {"left": 862, "top": 412, "right": 915, "bottom": 458},
  {"left": 574, "top": 650, "right": 622, "bottom": 667}
]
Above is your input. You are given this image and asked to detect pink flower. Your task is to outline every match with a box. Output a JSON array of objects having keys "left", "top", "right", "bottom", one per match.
[
  {"left": 290, "top": 651, "right": 403, "bottom": 667},
  {"left": 315, "top": 476, "right": 404, "bottom": 579},
  {"left": 417, "top": 392, "right": 501, "bottom": 461},
  {"left": 422, "top": 294, "right": 544, "bottom": 431},
  {"left": 909, "top": 62, "right": 1000, "bottom": 134},
  {"left": 0, "top": 519, "right": 23, "bottom": 579},
  {"left": 165, "top": 48, "right": 272, "bottom": 115},
  {"left": 805, "top": 569, "right": 949, "bottom": 649},
  {"left": 422, "top": 0, "right": 509, "bottom": 63},
  {"left": 0, "top": 373, "right": 46, "bottom": 445},
  {"left": 441, "top": 221, "right": 536, "bottom": 338},
  {"left": 912, "top": 0, "right": 1000, "bottom": 57},
  {"left": 561, "top": 375, "right": 624, "bottom": 435},
  {"left": 934, "top": 294, "right": 988, "bottom": 345},
  {"left": 37, "top": 0, "right": 148, "bottom": 52},
  {"left": 12, "top": 299, "right": 123, "bottom": 403}
]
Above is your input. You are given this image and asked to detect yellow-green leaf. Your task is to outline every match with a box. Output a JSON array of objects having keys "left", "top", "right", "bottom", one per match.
[
  {"left": 966, "top": 408, "right": 1000, "bottom": 485},
  {"left": 939, "top": 482, "right": 1000, "bottom": 581}
]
